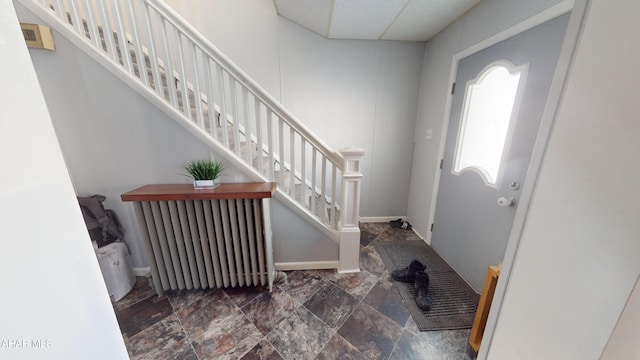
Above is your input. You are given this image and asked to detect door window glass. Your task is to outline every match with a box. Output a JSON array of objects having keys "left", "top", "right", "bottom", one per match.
[{"left": 453, "top": 60, "right": 528, "bottom": 187}]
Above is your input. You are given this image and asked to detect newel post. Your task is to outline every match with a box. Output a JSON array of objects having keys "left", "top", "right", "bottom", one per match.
[{"left": 338, "top": 147, "right": 366, "bottom": 273}]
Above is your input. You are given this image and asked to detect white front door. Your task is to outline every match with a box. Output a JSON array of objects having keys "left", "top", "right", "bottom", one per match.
[{"left": 431, "top": 14, "right": 570, "bottom": 291}]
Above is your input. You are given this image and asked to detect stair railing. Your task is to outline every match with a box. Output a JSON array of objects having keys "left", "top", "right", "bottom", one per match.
[{"left": 22, "top": 0, "right": 365, "bottom": 265}]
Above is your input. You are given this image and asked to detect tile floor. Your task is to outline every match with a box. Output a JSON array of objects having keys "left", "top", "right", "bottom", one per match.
[{"left": 114, "top": 223, "right": 477, "bottom": 360}]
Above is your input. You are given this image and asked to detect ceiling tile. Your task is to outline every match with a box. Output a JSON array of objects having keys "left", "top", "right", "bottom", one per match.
[
  {"left": 274, "top": 0, "right": 333, "bottom": 37},
  {"left": 329, "top": 0, "right": 409, "bottom": 40},
  {"left": 381, "top": 0, "right": 480, "bottom": 41}
]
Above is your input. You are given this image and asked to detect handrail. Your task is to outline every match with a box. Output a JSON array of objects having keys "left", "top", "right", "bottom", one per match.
[{"left": 145, "top": 0, "right": 343, "bottom": 167}]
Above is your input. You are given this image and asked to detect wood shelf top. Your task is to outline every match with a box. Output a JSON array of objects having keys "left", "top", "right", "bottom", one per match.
[{"left": 121, "top": 182, "right": 277, "bottom": 202}]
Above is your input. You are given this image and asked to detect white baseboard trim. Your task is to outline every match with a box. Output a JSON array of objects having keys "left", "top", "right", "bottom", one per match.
[
  {"left": 275, "top": 261, "right": 339, "bottom": 271},
  {"left": 337, "top": 268, "right": 361, "bottom": 274},
  {"left": 133, "top": 267, "right": 150, "bottom": 277},
  {"left": 360, "top": 216, "right": 404, "bottom": 223}
]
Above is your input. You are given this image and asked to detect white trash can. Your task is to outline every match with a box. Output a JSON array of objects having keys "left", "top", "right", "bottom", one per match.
[{"left": 95, "top": 242, "right": 135, "bottom": 302}]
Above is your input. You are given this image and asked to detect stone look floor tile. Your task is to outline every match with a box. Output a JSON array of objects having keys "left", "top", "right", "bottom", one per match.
[
  {"left": 359, "top": 245, "right": 386, "bottom": 275},
  {"left": 388, "top": 331, "right": 432, "bottom": 360},
  {"left": 315, "top": 333, "right": 369, "bottom": 360},
  {"left": 330, "top": 269, "right": 379, "bottom": 299},
  {"left": 276, "top": 270, "right": 330, "bottom": 307},
  {"left": 377, "top": 227, "right": 422, "bottom": 242},
  {"left": 304, "top": 282, "right": 359, "bottom": 329},
  {"left": 241, "top": 286, "right": 297, "bottom": 335},
  {"left": 240, "top": 340, "right": 284, "bottom": 360},
  {"left": 359, "top": 222, "right": 391, "bottom": 236},
  {"left": 167, "top": 288, "right": 212, "bottom": 312},
  {"left": 403, "top": 318, "right": 471, "bottom": 358},
  {"left": 390, "top": 329, "right": 470, "bottom": 360},
  {"left": 127, "top": 314, "right": 197, "bottom": 360},
  {"left": 115, "top": 276, "right": 156, "bottom": 311},
  {"left": 266, "top": 307, "right": 334, "bottom": 360},
  {"left": 174, "top": 290, "right": 235, "bottom": 341},
  {"left": 364, "top": 276, "right": 411, "bottom": 327},
  {"left": 338, "top": 302, "right": 403, "bottom": 360},
  {"left": 360, "top": 227, "right": 379, "bottom": 247},
  {"left": 116, "top": 295, "right": 174, "bottom": 338},
  {"left": 224, "top": 285, "right": 269, "bottom": 308},
  {"left": 191, "top": 311, "right": 263, "bottom": 360}
]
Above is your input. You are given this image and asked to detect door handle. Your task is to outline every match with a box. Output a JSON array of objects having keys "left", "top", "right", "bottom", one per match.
[{"left": 497, "top": 197, "right": 515, "bottom": 207}]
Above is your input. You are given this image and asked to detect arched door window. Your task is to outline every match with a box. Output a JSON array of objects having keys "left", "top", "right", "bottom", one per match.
[{"left": 452, "top": 60, "right": 529, "bottom": 187}]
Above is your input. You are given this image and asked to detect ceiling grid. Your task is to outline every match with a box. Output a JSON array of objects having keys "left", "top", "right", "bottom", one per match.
[{"left": 273, "top": 0, "right": 481, "bottom": 41}]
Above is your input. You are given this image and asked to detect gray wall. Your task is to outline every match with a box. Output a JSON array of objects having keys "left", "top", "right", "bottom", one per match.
[
  {"left": 488, "top": 0, "right": 640, "bottom": 357},
  {"left": 0, "top": 1, "right": 128, "bottom": 358},
  {"left": 164, "top": 0, "right": 425, "bottom": 218},
  {"left": 15, "top": 2, "right": 337, "bottom": 269}
]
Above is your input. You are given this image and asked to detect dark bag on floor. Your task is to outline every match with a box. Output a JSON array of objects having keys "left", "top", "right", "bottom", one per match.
[{"left": 77, "top": 195, "right": 125, "bottom": 247}]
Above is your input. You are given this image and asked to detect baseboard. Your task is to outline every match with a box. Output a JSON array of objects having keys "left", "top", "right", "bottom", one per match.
[
  {"left": 133, "top": 267, "right": 150, "bottom": 277},
  {"left": 275, "top": 261, "right": 339, "bottom": 271},
  {"left": 337, "top": 268, "right": 360, "bottom": 274},
  {"left": 360, "top": 216, "right": 404, "bottom": 223}
]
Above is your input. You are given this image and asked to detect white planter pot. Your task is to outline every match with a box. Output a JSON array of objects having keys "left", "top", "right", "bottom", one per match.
[{"left": 193, "top": 180, "right": 218, "bottom": 189}]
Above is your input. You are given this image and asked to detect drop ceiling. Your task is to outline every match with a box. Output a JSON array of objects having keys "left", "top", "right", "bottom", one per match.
[{"left": 273, "top": 0, "right": 481, "bottom": 42}]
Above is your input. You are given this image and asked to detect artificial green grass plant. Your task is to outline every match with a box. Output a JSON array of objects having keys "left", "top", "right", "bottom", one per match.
[{"left": 183, "top": 159, "right": 225, "bottom": 181}]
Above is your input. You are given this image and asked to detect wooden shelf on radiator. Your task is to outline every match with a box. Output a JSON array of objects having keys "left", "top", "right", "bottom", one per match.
[{"left": 121, "top": 182, "right": 276, "bottom": 202}]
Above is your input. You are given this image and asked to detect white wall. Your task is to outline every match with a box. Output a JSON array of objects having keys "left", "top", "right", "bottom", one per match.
[
  {"left": 487, "top": 0, "right": 640, "bottom": 358},
  {"left": 0, "top": 1, "right": 128, "bottom": 358},
  {"left": 164, "top": 0, "right": 425, "bottom": 218},
  {"left": 406, "top": 0, "right": 568, "bottom": 238}
]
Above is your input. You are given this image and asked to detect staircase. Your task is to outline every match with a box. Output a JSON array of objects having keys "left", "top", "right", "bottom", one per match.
[{"left": 19, "top": 0, "right": 365, "bottom": 272}]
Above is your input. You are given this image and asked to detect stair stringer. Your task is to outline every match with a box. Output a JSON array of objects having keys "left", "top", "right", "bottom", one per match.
[{"left": 18, "top": 0, "right": 341, "bottom": 244}]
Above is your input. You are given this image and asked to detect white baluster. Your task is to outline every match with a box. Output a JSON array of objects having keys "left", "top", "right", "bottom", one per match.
[
  {"left": 159, "top": 17, "right": 178, "bottom": 107},
  {"left": 142, "top": 3, "right": 163, "bottom": 98},
  {"left": 81, "top": 0, "right": 100, "bottom": 48},
  {"left": 67, "top": 0, "right": 82, "bottom": 35},
  {"left": 110, "top": 0, "right": 133, "bottom": 73},
  {"left": 330, "top": 163, "right": 337, "bottom": 230},
  {"left": 242, "top": 88, "right": 252, "bottom": 162},
  {"left": 338, "top": 147, "right": 366, "bottom": 273},
  {"left": 124, "top": 0, "right": 149, "bottom": 86},
  {"left": 289, "top": 128, "right": 295, "bottom": 198},
  {"left": 311, "top": 147, "right": 317, "bottom": 213},
  {"left": 266, "top": 108, "right": 275, "bottom": 180},
  {"left": 255, "top": 99, "right": 264, "bottom": 175},
  {"left": 320, "top": 156, "right": 327, "bottom": 222},
  {"left": 173, "top": 29, "right": 190, "bottom": 119},
  {"left": 96, "top": 0, "right": 117, "bottom": 60}
]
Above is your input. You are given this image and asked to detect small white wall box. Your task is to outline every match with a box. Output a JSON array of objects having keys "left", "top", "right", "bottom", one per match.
[{"left": 20, "top": 23, "right": 55, "bottom": 50}]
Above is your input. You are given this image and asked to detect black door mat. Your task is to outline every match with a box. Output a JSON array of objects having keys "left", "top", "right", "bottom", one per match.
[{"left": 374, "top": 240, "right": 480, "bottom": 331}]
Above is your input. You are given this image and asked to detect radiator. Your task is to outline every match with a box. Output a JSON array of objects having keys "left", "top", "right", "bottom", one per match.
[{"left": 132, "top": 198, "right": 271, "bottom": 294}]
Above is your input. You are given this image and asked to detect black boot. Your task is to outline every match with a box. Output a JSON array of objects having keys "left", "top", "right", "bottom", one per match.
[
  {"left": 414, "top": 270, "right": 432, "bottom": 311},
  {"left": 391, "top": 260, "right": 426, "bottom": 283}
]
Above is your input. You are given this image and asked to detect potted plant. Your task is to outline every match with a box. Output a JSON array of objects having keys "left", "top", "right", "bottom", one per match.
[{"left": 183, "top": 159, "right": 224, "bottom": 189}]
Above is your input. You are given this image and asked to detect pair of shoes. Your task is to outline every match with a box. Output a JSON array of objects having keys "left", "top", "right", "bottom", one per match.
[
  {"left": 389, "top": 218, "right": 412, "bottom": 230},
  {"left": 391, "top": 260, "right": 432, "bottom": 311},
  {"left": 414, "top": 270, "right": 432, "bottom": 311},
  {"left": 391, "top": 259, "right": 425, "bottom": 283}
]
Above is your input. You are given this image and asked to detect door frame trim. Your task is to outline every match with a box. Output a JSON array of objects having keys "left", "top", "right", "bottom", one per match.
[{"left": 425, "top": 0, "right": 589, "bottom": 358}]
